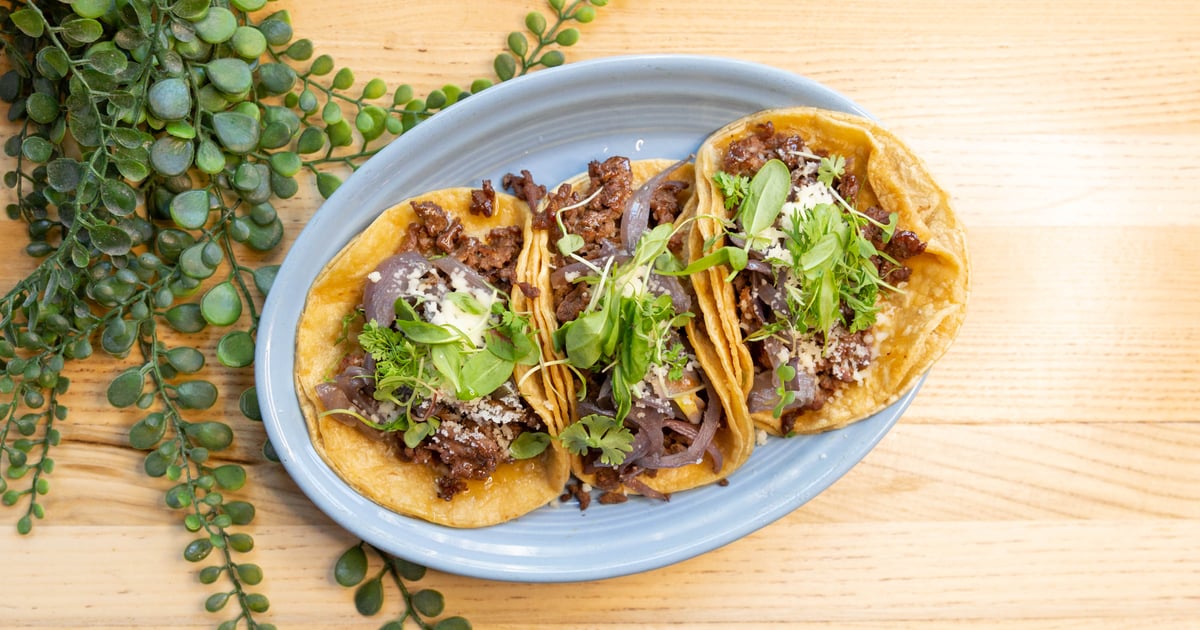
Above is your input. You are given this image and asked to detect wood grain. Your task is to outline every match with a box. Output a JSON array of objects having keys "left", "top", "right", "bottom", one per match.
[{"left": 2, "top": 0, "right": 1198, "bottom": 627}]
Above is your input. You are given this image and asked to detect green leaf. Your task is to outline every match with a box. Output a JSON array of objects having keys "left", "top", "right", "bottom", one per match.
[
  {"left": 88, "top": 223, "right": 133, "bottom": 256},
  {"left": 169, "top": 189, "right": 210, "bottom": 230},
  {"left": 206, "top": 58, "right": 253, "bottom": 94},
  {"left": 149, "top": 137, "right": 194, "bottom": 177},
  {"left": 257, "top": 62, "right": 297, "bottom": 95},
  {"left": 166, "top": 347, "right": 205, "bottom": 373},
  {"left": 195, "top": 139, "right": 225, "bottom": 174},
  {"left": 62, "top": 17, "right": 104, "bottom": 43},
  {"left": 224, "top": 500, "right": 255, "bottom": 525},
  {"left": 72, "top": 0, "right": 113, "bottom": 19},
  {"left": 165, "top": 304, "right": 207, "bottom": 333},
  {"left": 147, "top": 78, "right": 192, "bottom": 120},
  {"left": 412, "top": 589, "right": 445, "bottom": 617},
  {"left": 354, "top": 577, "right": 384, "bottom": 616},
  {"left": 231, "top": 26, "right": 267, "bottom": 59},
  {"left": 46, "top": 158, "right": 81, "bottom": 192},
  {"left": 171, "top": 0, "right": 209, "bottom": 20},
  {"left": 194, "top": 7, "right": 236, "bottom": 44},
  {"left": 35, "top": 48, "right": 71, "bottom": 81},
  {"left": 739, "top": 158, "right": 790, "bottom": 240},
  {"left": 507, "top": 32, "right": 528, "bottom": 56},
  {"left": 10, "top": 9, "right": 45, "bottom": 37},
  {"left": 239, "top": 386, "right": 262, "bottom": 421},
  {"left": 252, "top": 265, "right": 279, "bottom": 295},
  {"left": 86, "top": 49, "right": 128, "bottom": 75},
  {"left": 309, "top": 54, "right": 334, "bottom": 76},
  {"left": 296, "top": 126, "right": 326, "bottom": 154},
  {"left": 540, "top": 50, "right": 565, "bottom": 67},
  {"left": 334, "top": 545, "right": 367, "bottom": 586},
  {"left": 493, "top": 53, "right": 516, "bottom": 81},
  {"left": 509, "top": 431, "right": 550, "bottom": 459},
  {"left": 457, "top": 350, "right": 513, "bottom": 399},
  {"left": 212, "top": 464, "right": 246, "bottom": 490},
  {"left": 212, "top": 112, "right": 260, "bottom": 154},
  {"left": 216, "top": 330, "right": 254, "bottom": 367},
  {"left": 129, "top": 414, "right": 167, "bottom": 450},
  {"left": 175, "top": 380, "right": 218, "bottom": 409},
  {"left": 316, "top": 172, "right": 341, "bottom": 198},
  {"left": 434, "top": 617, "right": 472, "bottom": 630},
  {"left": 201, "top": 282, "right": 242, "bottom": 326},
  {"left": 332, "top": 67, "right": 354, "bottom": 90},
  {"left": 107, "top": 368, "right": 144, "bottom": 407},
  {"left": 184, "top": 421, "right": 234, "bottom": 450},
  {"left": 525, "top": 11, "right": 547, "bottom": 35},
  {"left": 20, "top": 137, "right": 54, "bottom": 163},
  {"left": 362, "top": 77, "right": 387, "bottom": 99},
  {"left": 100, "top": 179, "right": 137, "bottom": 216},
  {"left": 268, "top": 151, "right": 301, "bottom": 177}
]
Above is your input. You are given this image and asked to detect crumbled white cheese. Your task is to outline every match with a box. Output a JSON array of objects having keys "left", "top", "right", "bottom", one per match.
[
  {"left": 755, "top": 429, "right": 769, "bottom": 446},
  {"left": 367, "top": 271, "right": 382, "bottom": 283}
]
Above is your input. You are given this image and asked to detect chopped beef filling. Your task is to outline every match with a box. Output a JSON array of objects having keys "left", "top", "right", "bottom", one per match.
[{"left": 400, "top": 186, "right": 524, "bottom": 293}]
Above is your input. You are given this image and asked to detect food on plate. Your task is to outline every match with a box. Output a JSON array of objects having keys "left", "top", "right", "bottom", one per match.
[
  {"left": 294, "top": 185, "right": 569, "bottom": 528},
  {"left": 511, "top": 157, "right": 755, "bottom": 501},
  {"left": 689, "top": 107, "right": 969, "bottom": 436}
]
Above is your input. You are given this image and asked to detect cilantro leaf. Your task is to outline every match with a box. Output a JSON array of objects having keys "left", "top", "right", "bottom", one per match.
[
  {"left": 817, "top": 154, "right": 845, "bottom": 187},
  {"left": 712, "top": 171, "right": 751, "bottom": 210},
  {"left": 559, "top": 414, "right": 634, "bottom": 466}
]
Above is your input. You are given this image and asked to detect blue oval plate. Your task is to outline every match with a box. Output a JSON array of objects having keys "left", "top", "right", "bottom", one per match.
[{"left": 257, "top": 54, "right": 921, "bottom": 583}]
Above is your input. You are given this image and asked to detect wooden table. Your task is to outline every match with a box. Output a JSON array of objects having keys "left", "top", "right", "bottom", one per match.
[{"left": 3, "top": 1, "right": 1198, "bottom": 627}]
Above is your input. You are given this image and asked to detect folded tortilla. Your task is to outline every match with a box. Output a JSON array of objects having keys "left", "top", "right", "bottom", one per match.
[
  {"left": 531, "top": 159, "right": 755, "bottom": 496},
  {"left": 690, "top": 108, "right": 970, "bottom": 435},
  {"left": 295, "top": 188, "right": 570, "bottom": 527}
]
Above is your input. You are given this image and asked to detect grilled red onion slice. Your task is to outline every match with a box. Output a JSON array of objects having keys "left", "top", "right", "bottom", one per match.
[
  {"left": 662, "top": 418, "right": 724, "bottom": 474},
  {"left": 620, "top": 156, "right": 691, "bottom": 254},
  {"left": 638, "top": 383, "right": 720, "bottom": 470},
  {"left": 646, "top": 272, "right": 692, "bottom": 315},
  {"left": 315, "top": 382, "right": 355, "bottom": 426},
  {"left": 430, "top": 254, "right": 494, "bottom": 294},
  {"left": 362, "top": 252, "right": 435, "bottom": 328}
]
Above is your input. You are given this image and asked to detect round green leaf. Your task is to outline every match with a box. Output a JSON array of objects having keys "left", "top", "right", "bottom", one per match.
[
  {"left": 86, "top": 48, "right": 128, "bottom": 75},
  {"left": 216, "top": 330, "right": 254, "bottom": 367},
  {"left": 194, "top": 7, "right": 236, "bottom": 44},
  {"left": 148, "top": 78, "right": 192, "bottom": 120},
  {"left": 165, "top": 303, "right": 207, "bottom": 333},
  {"left": 89, "top": 223, "right": 132, "bottom": 255},
  {"left": 212, "top": 111, "right": 259, "bottom": 154},
  {"left": 184, "top": 421, "right": 233, "bottom": 450},
  {"left": 71, "top": 0, "right": 113, "bottom": 19},
  {"left": 267, "top": 151, "right": 300, "bottom": 177},
  {"left": 107, "top": 368, "right": 144, "bottom": 408},
  {"left": 46, "top": 158, "right": 81, "bottom": 192},
  {"left": 35, "top": 48, "right": 70, "bottom": 81},
  {"left": 204, "top": 592, "right": 229, "bottom": 613},
  {"left": 212, "top": 464, "right": 246, "bottom": 490},
  {"left": 100, "top": 179, "right": 137, "bottom": 216},
  {"left": 494, "top": 53, "right": 516, "bottom": 82},
  {"left": 433, "top": 617, "right": 472, "bottom": 630},
  {"left": 62, "top": 17, "right": 103, "bottom": 44},
  {"left": 362, "top": 78, "right": 387, "bottom": 100},
  {"left": 252, "top": 265, "right": 278, "bottom": 295},
  {"left": 231, "top": 0, "right": 267, "bottom": 10},
  {"left": 332, "top": 67, "right": 354, "bottom": 90},
  {"left": 244, "top": 217, "right": 283, "bottom": 251},
  {"left": 206, "top": 58, "right": 253, "bottom": 95},
  {"left": 326, "top": 119, "right": 352, "bottom": 147},
  {"left": 239, "top": 387, "right": 262, "bottom": 421},
  {"left": 201, "top": 281, "right": 242, "bottom": 326},
  {"left": 258, "top": 121, "right": 291, "bottom": 149},
  {"left": 195, "top": 139, "right": 225, "bottom": 174},
  {"left": 321, "top": 101, "right": 342, "bottom": 124},
  {"left": 284, "top": 38, "right": 313, "bottom": 61},
  {"left": 334, "top": 545, "right": 367, "bottom": 586},
  {"left": 10, "top": 9, "right": 45, "bottom": 37},
  {"left": 316, "top": 172, "right": 342, "bottom": 198},
  {"left": 507, "top": 31, "right": 528, "bottom": 56},
  {"left": 231, "top": 26, "right": 267, "bottom": 59},
  {"left": 149, "top": 136, "right": 194, "bottom": 176},
  {"left": 21, "top": 136, "right": 53, "bottom": 163},
  {"left": 175, "top": 380, "right": 218, "bottom": 409},
  {"left": 296, "top": 126, "right": 326, "bottom": 154},
  {"left": 541, "top": 50, "right": 566, "bottom": 67},
  {"left": 556, "top": 27, "right": 580, "bottom": 46},
  {"left": 228, "top": 533, "right": 254, "bottom": 553},
  {"left": 258, "top": 18, "right": 293, "bottom": 47},
  {"left": 412, "top": 589, "right": 445, "bottom": 617},
  {"left": 224, "top": 500, "right": 255, "bottom": 525},
  {"left": 236, "top": 563, "right": 263, "bottom": 585},
  {"left": 166, "top": 347, "right": 205, "bottom": 373},
  {"left": 257, "top": 62, "right": 296, "bottom": 95},
  {"left": 233, "top": 162, "right": 262, "bottom": 191},
  {"left": 169, "top": 189, "right": 210, "bottom": 230},
  {"left": 354, "top": 578, "right": 383, "bottom": 616},
  {"left": 309, "top": 54, "right": 334, "bottom": 76},
  {"left": 179, "top": 243, "right": 217, "bottom": 279}
]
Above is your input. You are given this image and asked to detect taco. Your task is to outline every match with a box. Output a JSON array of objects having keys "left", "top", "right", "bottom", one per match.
[
  {"left": 510, "top": 157, "right": 755, "bottom": 500},
  {"left": 689, "top": 107, "right": 969, "bottom": 436},
  {"left": 294, "top": 184, "right": 570, "bottom": 528}
]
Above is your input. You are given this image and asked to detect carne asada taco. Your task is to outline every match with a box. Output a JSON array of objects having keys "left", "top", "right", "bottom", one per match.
[
  {"left": 295, "top": 185, "right": 570, "bottom": 528},
  {"left": 690, "top": 107, "right": 969, "bottom": 436},
  {"left": 515, "top": 157, "right": 755, "bottom": 500}
]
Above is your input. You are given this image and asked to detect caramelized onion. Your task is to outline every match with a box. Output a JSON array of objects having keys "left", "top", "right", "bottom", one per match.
[
  {"left": 620, "top": 157, "right": 691, "bottom": 254},
  {"left": 362, "top": 252, "right": 435, "bottom": 328}
]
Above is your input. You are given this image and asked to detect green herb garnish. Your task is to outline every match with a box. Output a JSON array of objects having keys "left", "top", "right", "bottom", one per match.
[{"left": 558, "top": 414, "right": 634, "bottom": 466}]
